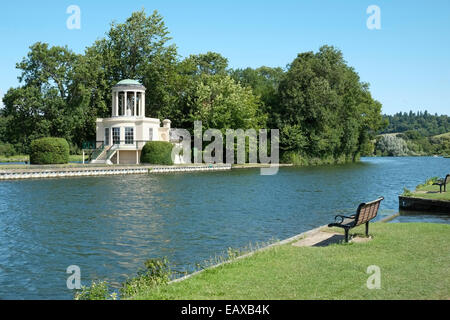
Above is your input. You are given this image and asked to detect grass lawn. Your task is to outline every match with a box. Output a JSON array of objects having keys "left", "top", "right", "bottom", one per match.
[
  {"left": 412, "top": 185, "right": 450, "bottom": 201},
  {"left": 0, "top": 154, "right": 87, "bottom": 163},
  {"left": 131, "top": 223, "right": 449, "bottom": 300}
]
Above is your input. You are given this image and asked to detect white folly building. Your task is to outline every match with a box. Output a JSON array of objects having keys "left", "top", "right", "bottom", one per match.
[{"left": 91, "top": 79, "right": 173, "bottom": 165}]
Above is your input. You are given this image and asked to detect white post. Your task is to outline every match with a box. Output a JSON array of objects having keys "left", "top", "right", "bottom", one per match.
[
  {"left": 82, "top": 150, "right": 85, "bottom": 164},
  {"left": 124, "top": 91, "right": 128, "bottom": 116},
  {"left": 141, "top": 92, "right": 145, "bottom": 118},
  {"left": 136, "top": 150, "right": 139, "bottom": 164},
  {"left": 134, "top": 92, "right": 137, "bottom": 116},
  {"left": 115, "top": 91, "right": 119, "bottom": 116}
]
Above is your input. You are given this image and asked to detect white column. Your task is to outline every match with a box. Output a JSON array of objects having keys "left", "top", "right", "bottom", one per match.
[
  {"left": 124, "top": 91, "right": 128, "bottom": 116},
  {"left": 115, "top": 92, "right": 119, "bottom": 116},
  {"left": 141, "top": 92, "right": 145, "bottom": 118},
  {"left": 112, "top": 91, "right": 115, "bottom": 116},
  {"left": 134, "top": 91, "right": 137, "bottom": 116}
]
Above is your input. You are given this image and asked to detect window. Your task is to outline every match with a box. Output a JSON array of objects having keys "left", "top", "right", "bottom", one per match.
[
  {"left": 113, "top": 127, "right": 120, "bottom": 145},
  {"left": 125, "top": 127, "right": 134, "bottom": 145},
  {"left": 104, "top": 128, "right": 110, "bottom": 146},
  {"left": 149, "top": 128, "right": 154, "bottom": 141}
]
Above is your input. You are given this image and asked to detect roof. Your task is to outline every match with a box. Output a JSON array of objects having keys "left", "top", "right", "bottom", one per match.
[{"left": 113, "top": 79, "right": 146, "bottom": 89}]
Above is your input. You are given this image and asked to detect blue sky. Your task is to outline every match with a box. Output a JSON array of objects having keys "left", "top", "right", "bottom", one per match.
[{"left": 0, "top": 0, "right": 449, "bottom": 115}]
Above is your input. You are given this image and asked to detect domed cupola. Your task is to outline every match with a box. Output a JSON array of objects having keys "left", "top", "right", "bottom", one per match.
[{"left": 111, "top": 79, "right": 146, "bottom": 117}]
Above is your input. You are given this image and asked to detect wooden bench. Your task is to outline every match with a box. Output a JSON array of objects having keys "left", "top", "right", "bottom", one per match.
[
  {"left": 328, "top": 197, "right": 384, "bottom": 243},
  {"left": 433, "top": 174, "right": 450, "bottom": 193}
]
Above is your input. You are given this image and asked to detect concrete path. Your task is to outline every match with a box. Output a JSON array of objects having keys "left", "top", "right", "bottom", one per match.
[{"left": 292, "top": 230, "right": 372, "bottom": 247}]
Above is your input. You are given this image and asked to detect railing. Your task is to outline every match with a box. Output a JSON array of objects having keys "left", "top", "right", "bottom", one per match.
[
  {"left": 105, "top": 145, "right": 118, "bottom": 161},
  {"left": 88, "top": 142, "right": 105, "bottom": 162}
]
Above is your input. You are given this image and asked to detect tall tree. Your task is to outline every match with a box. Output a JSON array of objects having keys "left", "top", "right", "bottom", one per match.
[
  {"left": 89, "top": 9, "right": 179, "bottom": 118},
  {"left": 276, "top": 45, "right": 384, "bottom": 161}
]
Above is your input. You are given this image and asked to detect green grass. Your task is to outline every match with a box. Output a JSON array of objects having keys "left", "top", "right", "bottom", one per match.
[
  {"left": 130, "top": 223, "right": 450, "bottom": 300},
  {"left": 412, "top": 184, "right": 450, "bottom": 201},
  {"left": 0, "top": 154, "right": 87, "bottom": 163}
]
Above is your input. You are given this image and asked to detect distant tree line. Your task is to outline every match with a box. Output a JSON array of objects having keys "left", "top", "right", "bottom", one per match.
[
  {"left": 372, "top": 111, "right": 450, "bottom": 157},
  {"left": 0, "top": 10, "right": 385, "bottom": 164},
  {"left": 382, "top": 111, "right": 450, "bottom": 137}
]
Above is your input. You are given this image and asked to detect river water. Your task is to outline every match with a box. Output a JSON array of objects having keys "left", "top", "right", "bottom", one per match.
[{"left": 0, "top": 157, "right": 449, "bottom": 299}]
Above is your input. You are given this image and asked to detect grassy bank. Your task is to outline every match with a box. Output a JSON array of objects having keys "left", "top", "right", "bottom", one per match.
[
  {"left": 130, "top": 223, "right": 449, "bottom": 300},
  {"left": 410, "top": 185, "right": 450, "bottom": 201},
  {"left": 281, "top": 152, "right": 360, "bottom": 166},
  {"left": 404, "top": 177, "right": 450, "bottom": 201},
  {"left": 0, "top": 154, "right": 87, "bottom": 163}
]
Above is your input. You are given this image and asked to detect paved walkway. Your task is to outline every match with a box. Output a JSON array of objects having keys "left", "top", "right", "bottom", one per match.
[{"left": 292, "top": 230, "right": 372, "bottom": 247}]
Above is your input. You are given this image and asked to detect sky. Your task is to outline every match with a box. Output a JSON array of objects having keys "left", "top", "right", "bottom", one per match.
[{"left": 0, "top": 0, "right": 449, "bottom": 115}]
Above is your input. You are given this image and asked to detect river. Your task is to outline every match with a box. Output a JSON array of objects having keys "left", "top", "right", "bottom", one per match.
[{"left": 0, "top": 157, "right": 449, "bottom": 299}]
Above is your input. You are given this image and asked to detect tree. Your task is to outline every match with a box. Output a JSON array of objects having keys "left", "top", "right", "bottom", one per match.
[
  {"left": 276, "top": 45, "right": 384, "bottom": 161},
  {"left": 230, "top": 66, "right": 284, "bottom": 126},
  {"left": 180, "top": 52, "right": 229, "bottom": 76},
  {"left": 375, "top": 135, "right": 409, "bottom": 156},
  {"left": 89, "top": 9, "right": 179, "bottom": 118},
  {"left": 185, "top": 75, "right": 265, "bottom": 133}
]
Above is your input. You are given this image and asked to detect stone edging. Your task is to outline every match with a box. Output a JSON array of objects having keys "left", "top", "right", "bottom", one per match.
[
  {"left": 0, "top": 164, "right": 232, "bottom": 180},
  {"left": 399, "top": 195, "right": 450, "bottom": 213}
]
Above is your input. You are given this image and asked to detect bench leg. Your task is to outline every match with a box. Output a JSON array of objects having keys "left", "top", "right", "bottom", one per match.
[
  {"left": 366, "top": 222, "right": 370, "bottom": 237},
  {"left": 344, "top": 228, "right": 349, "bottom": 243}
]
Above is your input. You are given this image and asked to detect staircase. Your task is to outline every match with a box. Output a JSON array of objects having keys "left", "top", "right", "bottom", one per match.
[{"left": 90, "top": 145, "right": 118, "bottom": 164}]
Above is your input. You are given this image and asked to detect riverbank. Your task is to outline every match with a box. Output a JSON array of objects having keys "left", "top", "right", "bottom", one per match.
[
  {"left": 129, "top": 222, "right": 449, "bottom": 300},
  {"left": 0, "top": 154, "right": 86, "bottom": 163},
  {"left": 0, "top": 163, "right": 295, "bottom": 180},
  {"left": 0, "top": 164, "right": 232, "bottom": 180},
  {"left": 400, "top": 178, "right": 450, "bottom": 212}
]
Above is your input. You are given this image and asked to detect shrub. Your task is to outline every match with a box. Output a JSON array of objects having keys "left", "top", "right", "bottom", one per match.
[
  {"left": 75, "top": 281, "right": 116, "bottom": 300},
  {"left": 140, "top": 141, "right": 174, "bottom": 165},
  {"left": 375, "top": 135, "right": 409, "bottom": 156},
  {"left": 120, "top": 258, "right": 171, "bottom": 299},
  {"left": 29, "top": 137, "right": 70, "bottom": 164},
  {"left": 0, "top": 143, "right": 17, "bottom": 157}
]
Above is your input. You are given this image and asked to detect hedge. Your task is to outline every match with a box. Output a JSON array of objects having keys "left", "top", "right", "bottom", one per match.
[
  {"left": 30, "top": 137, "right": 70, "bottom": 164},
  {"left": 140, "top": 141, "right": 174, "bottom": 165}
]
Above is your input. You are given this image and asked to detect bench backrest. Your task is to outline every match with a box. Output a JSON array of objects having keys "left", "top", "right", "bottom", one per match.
[
  {"left": 445, "top": 174, "right": 450, "bottom": 185},
  {"left": 355, "top": 197, "right": 384, "bottom": 226}
]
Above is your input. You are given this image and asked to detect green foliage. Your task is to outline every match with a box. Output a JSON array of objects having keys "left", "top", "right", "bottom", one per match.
[
  {"left": 180, "top": 52, "right": 229, "bottom": 76},
  {"left": 382, "top": 111, "right": 450, "bottom": 137},
  {"left": 276, "top": 45, "right": 384, "bottom": 163},
  {"left": 417, "top": 177, "right": 439, "bottom": 188},
  {"left": 0, "top": 143, "right": 17, "bottom": 157},
  {"left": 402, "top": 188, "right": 413, "bottom": 197},
  {"left": 29, "top": 137, "right": 69, "bottom": 164},
  {"left": 74, "top": 281, "right": 116, "bottom": 300},
  {"left": 375, "top": 135, "right": 409, "bottom": 156},
  {"left": 230, "top": 66, "right": 285, "bottom": 125},
  {"left": 120, "top": 258, "right": 171, "bottom": 299},
  {"left": 140, "top": 141, "right": 174, "bottom": 165},
  {"left": 74, "top": 258, "right": 171, "bottom": 300},
  {"left": 185, "top": 75, "right": 266, "bottom": 133}
]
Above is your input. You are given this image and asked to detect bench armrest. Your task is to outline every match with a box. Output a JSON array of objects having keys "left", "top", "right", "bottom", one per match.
[{"left": 334, "top": 214, "right": 356, "bottom": 224}]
